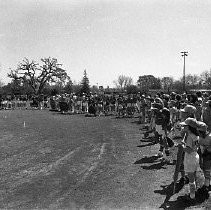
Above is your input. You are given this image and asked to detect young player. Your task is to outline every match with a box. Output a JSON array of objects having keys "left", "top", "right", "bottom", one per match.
[
  {"left": 153, "top": 102, "right": 171, "bottom": 161},
  {"left": 180, "top": 118, "right": 200, "bottom": 200}
]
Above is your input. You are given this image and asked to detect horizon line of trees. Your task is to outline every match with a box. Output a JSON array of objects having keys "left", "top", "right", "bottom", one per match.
[
  {"left": 1, "top": 57, "right": 211, "bottom": 98},
  {"left": 112, "top": 69, "right": 211, "bottom": 94}
]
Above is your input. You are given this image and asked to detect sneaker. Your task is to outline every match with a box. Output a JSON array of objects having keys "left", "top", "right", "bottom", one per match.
[
  {"left": 157, "top": 152, "right": 163, "bottom": 158},
  {"left": 153, "top": 136, "right": 159, "bottom": 144},
  {"left": 165, "top": 149, "right": 170, "bottom": 156},
  {"left": 179, "top": 177, "right": 185, "bottom": 186},
  {"left": 163, "top": 158, "right": 171, "bottom": 164},
  {"left": 159, "top": 157, "right": 167, "bottom": 163},
  {"left": 201, "top": 185, "right": 209, "bottom": 199},
  {"left": 184, "top": 194, "right": 196, "bottom": 203},
  {"left": 190, "top": 192, "right": 196, "bottom": 200},
  {"left": 181, "top": 176, "right": 189, "bottom": 184},
  {"left": 144, "top": 132, "right": 149, "bottom": 138}
]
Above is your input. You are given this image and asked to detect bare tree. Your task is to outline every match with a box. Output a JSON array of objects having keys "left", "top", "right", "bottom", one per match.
[
  {"left": 114, "top": 75, "right": 133, "bottom": 89},
  {"left": 8, "top": 57, "right": 70, "bottom": 95}
]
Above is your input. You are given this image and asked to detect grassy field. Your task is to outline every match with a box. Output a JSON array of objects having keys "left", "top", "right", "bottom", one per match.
[{"left": 0, "top": 109, "right": 210, "bottom": 210}]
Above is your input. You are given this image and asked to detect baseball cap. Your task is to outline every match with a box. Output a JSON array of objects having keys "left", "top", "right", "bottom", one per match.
[
  {"left": 198, "top": 97, "right": 203, "bottom": 102},
  {"left": 197, "top": 121, "right": 208, "bottom": 132},
  {"left": 180, "top": 104, "right": 196, "bottom": 114},
  {"left": 151, "top": 102, "right": 163, "bottom": 110},
  {"left": 206, "top": 100, "right": 211, "bottom": 107},
  {"left": 155, "top": 97, "right": 163, "bottom": 104},
  {"left": 180, "top": 117, "right": 198, "bottom": 128}
]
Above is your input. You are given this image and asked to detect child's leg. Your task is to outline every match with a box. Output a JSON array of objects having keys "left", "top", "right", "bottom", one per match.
[
  {"left": 158, "top": 135, "right": 165, "bottom": 157},
  {"left": 160, "top": 128, "right": 170, "bottom": 157},
  {"left": 201, "top": 168, "right": 211, "bottom": 199},
  {"left": 204, "top": 169, "right": 211, "bottom": 187},
  {"left": 187, "top": 172, "right": 196, "bottom": 199},
  {"left": 202, "top": 156, "right": 211, "bottom": 187},
  {"left": 179, "top": 154, "right": 189, "bottom": 185},
  {"left": 180, "top": 153, "right": 186, "bottom": 178},
  {"left": 159, "top": 136, "right": 164, "bottom": 153}
]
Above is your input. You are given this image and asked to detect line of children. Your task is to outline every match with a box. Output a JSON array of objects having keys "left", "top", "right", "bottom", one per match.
[
  {"left": 141, "top": 92, "right": 211, "bottom": 202},
  {"left": 179, "top": 118, "right": 211, "bottom": 201}
]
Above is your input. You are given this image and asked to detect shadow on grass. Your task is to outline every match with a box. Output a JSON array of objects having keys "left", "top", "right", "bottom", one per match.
[
  {"left": 135, "top": 155, "right": 175, "bottom": 170},
  {"left": 159, "top": 196, "right": 195, "bottom": 210},
  {"left": 134, "top": 155, "right": 160, "bottom": 164},
  {"left": 137, "top": 142, "right": 156, "bottom": 148},
  {"left": 52, "top": 112, "right": 88, "bottom": 116},
  {"left": 139, "top": 138, "right": 153, "bottom": 142},
  {"left": 159, "top": 194, "right": 207, "bottom": 210},
  {"left": 141, "top": 162, "right": 167, "bottom": 170},
  {"left": 154, "top": 181, "right": 184, "bottom": 209},
  {"left": 116, "top": 116, "right": 135, "bottom": 119},
  {"left": 49, "top": 109, "right": 59, "bottom": 112},
  {"left": 131, "top": 120, "right": 141, "bottom": 125},
  {"left": 139, "top": 136, "right": 158, "bottom": 143},
  {"left": 155, "top": 181, "right": 208, "bottom": 210},
  {"left": 51, "top": 111, "right": 76, "bottom": 116}
]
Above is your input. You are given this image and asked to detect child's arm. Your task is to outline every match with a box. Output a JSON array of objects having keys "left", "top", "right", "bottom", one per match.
[{"left": 182, "top": 144, "right": 193, "bottom": 154}]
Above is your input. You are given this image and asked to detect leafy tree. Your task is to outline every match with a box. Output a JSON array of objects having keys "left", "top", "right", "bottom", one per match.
[
  {"left": 200, "top": 69, "right": 211, "bottom": 89},
  {"left": 80, "top": 69, "right": 90, "bottom": 95},
  {"left": 126, "top": 85, "right": 139, "bottom": 94},
  {"left": 63, "top": 79, "right": 73, "bottom": 94},
  {"left": 0, "top": 83, "right": 12, "bottom": 96},
  {"left": 172, "top": 80, "right": 184, "bottom": 93},
  {"left": 50, "top": 88, "right": 59, "bottom": 96},
  {"left": 8, "top": 57, "right": 70, "bottom": 95},
  {"left": 42, "top": 83, "right": 52, "bottom": 96},
  {"left": 90, "top": 85, "right": 99, "bottom": 94},
  {"left": 161, "top": 77, "right": 174, "bottom": 91},
  {"left": 185, "top": 74, "right": 200, "bottom": 89},
  {"left": 137, "top": 75, "right": 161, "bottom": 92}
]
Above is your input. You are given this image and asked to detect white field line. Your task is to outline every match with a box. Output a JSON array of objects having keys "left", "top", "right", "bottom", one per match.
[
  {"left": 98, "top": 142, "right": 107, "bottom": 158},
  {"left": 22, "top": 147, "right": 83, "bottom": 177},
  {"left": 53, "top": 143, "right": 108, "bottom": 206},
  {"left": 48, "top": 147, "right": 81, "bottom": 172},
  {"left": 110, "top": 137, "right": 117, "bottom": 159},
  {"left": 79, "top": 143, "right": 107, "bottom": 184},
  {"left": 9, "top": 143, "right": 107, "bottom": 194},
  {"left": 3, "top": 146, "right": 83, "bottom": 192}
]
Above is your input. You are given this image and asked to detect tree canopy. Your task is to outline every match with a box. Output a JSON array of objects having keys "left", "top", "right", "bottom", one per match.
[
  {"left": 137, "top": 75, "right": 161, "bottom": 92},
  {"left": 8, "top": 57, "right": 70, "bottom": 95}
]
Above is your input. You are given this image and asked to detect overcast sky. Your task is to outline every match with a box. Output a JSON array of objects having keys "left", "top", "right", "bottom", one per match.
[{"left": 1, "top": 0, "right": 211, "bottom": 87}]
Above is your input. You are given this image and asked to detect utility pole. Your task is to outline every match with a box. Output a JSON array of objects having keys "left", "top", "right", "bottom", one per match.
[{"left": 181, "top": 51, "right": 188, "bottom": 92}]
